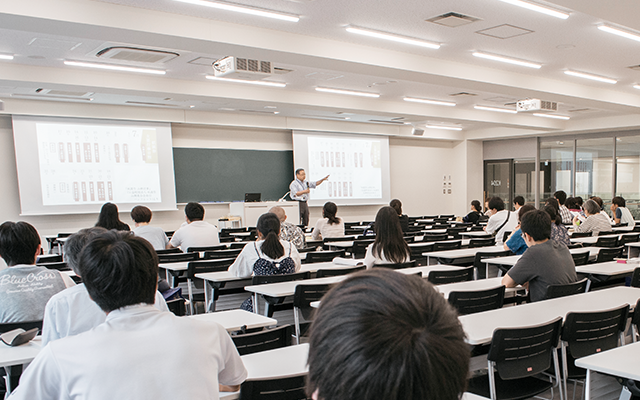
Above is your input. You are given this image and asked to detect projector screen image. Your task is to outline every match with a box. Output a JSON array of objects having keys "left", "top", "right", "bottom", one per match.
[
  {"left": 293, "top": 131, "right": 390, "bottom": 207},
  {"left": 12, "top": 116, "right": 177, "bottom": 216}
]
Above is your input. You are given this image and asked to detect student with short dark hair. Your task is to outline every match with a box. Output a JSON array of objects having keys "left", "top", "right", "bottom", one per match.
[
  {"left": 389, "top": 199, "right": 409, "bottom": 232},
  {"left": 513, "top": 195, "right": 525, "bottom": 210},
  {"left": 131, "top": 205, "right": 168, "bottom": 250},
  {"left": 611, "top": 196, "right": 635, "bottom": 228},
  {"left": 311, "top": 202, "right": 344, "bottom": 240},
  {"left": 463, "top": 200, "right": 483, "bottom": 224},
  {"left": 363, "top": 206, "right": 410, "bottom": 268},
  {"left": 502, "top": 210, "right": 577, "bottom": 302},
  {"left": 168, "top": 202, "right": 219, "bottom": 250},
  {"left": 12, "top": 231, "right": 247, "bottom": 400},
  {"left": 307, "top": 269, "right": 469, "bottom": 400},
  {"left": 95, "top": 202, "right": 130, "bottom": 231},
  {"left": 554, "top": 190, "right": 572, "bottom": 224},
  {"left": 484, "top": 197, "right": 518, "bottom": 245},
  {"left": 0, "top": 221, "right": 75, "bottom": 323}
]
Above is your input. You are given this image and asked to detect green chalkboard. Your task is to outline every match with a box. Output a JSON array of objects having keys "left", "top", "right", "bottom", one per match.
[{"left": 173, "top": 147, "right": 294, "bottom": 203}]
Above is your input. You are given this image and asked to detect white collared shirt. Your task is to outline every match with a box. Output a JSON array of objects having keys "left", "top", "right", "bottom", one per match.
[{"left": 169, "top": 220, "right": 220, "bottom": 251}]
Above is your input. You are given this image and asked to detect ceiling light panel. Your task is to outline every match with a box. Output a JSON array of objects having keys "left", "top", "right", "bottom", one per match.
[
  {"left": 564, "top": 70, "right": 617, "bottom": 84},
  {"left": 403, "top": 97, "right": 456, "bottom": 106},
  {"left": 346, "top": 26, "right": 440, "bottom": 49},
  {"left": 173, "top": 0, "right": 299, "bottom": 22},
  {"left": 206, "top": 76, "right": 286, "bottom": 87},
  {"left": 315, "top": 87, "right": 380, "bottom": 98},
  {"left": 533, "top": 113, "right": 570, "bottom": 120},
  {"left": 496, "top": 0, "right": 569, "bottom": 19},
  {"left": 425, "top": 124, "right": 463, "bottom": 131},
  {"left": 474, "top": 105, "right": 517, "bottom": 114},
  {"left": 598, "top": 25, "right": 640, "bottom": 42},
  {"left": 472, "top": 52, "right": 541, "bottom": 69},
  {"left": 64, "top": 60, "right": 166, "bottom": 75},
  {"left": 0, "top": 54, "right": 14, "bottom": 60}
]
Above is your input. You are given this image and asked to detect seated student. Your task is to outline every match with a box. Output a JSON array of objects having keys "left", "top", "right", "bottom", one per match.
[
  {"left": 0, "top": 222, "right": 75, "bottom": 323},
  {"left": 95, "top": 202, "right": 130, "bottom": 231},
  {"left": 311, "top": 202, "right": 344, "bottom": 240},
  {"left": 484, "top": 197, "right": 518, "bottom": 245},
  {"left": 590, "top": 196, "right": 615, "bottom": 225},
  {"left": 554, "top": 190, "right": 573, "bottom": 224},
  {"left": 611, "top": 196, "right": 635, "bottom": 229},
  {"left": 462, "top": 200, "right": 483, "bottom": 224},
  {"left": 565, "top": 197, "right": 581, "bottom": 215},
  {"left": 42, "top": 228, "right": 169, "bottom": 346},
  {"left": 306, "top": 269, "right": 469, "bottom": 400},
  {"left": 363, "top": 206, "right": 410, "bottom": 269},
  {"left": 502, "top": 210, "right": 577, "bottom": 302},
  {"left": 11, "top": 231, "right": 247, "bottom": 400},
  {"left": 269, "top": 206, "right": 305, "bottom": 250},
  {"left": 513, "top": 195, "right": 525, "bottom": 211},
  {"left": 573, "top": 199, "right": 613, "bottom": 235},
  {"left": 389, "top": 199, "right": 409, "bottom": 233},
  {"left": 544, "top": 205, "right": 571, "bottom": 247},
  {"left": 503, "top": 204, "right": 536, "bottom": 255},
  {"left": 130, "top": 205, "right": 168, "bottom": 250},
  {"left": 168, "top": 202, "right": 219, "bottom": 251}
]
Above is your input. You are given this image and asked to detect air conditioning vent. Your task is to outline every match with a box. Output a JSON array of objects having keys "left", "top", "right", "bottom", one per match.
[
  {"left": 426, "top": 12, "right": 480, "bottom": 27},
  {"left": 97, "top": 47, "right": 179, "bottom": 64},
  {"left": 36, "top": 89, "right": 94, "bottom": 97},
  {"left": 449, "top": 92, "right": 478, "bottom": 97},
  {"left": 369, "top": 119, "right": 406, "bottom": 125},
  {"left": 125, "top": 101, "right": 181, "bottom": 108}
]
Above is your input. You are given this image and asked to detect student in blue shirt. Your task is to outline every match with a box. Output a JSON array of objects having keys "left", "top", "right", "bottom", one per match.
[{"left": 504, "top": 204, "right": 536, "bottom": 255}]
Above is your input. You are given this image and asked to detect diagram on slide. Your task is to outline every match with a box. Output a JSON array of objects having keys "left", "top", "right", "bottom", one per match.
[
  {"left": 36, "top": 123, "right": 162, "bottom": 205},
  {"left": 307, "top": 136, "right": 382, "bottom": 200}
]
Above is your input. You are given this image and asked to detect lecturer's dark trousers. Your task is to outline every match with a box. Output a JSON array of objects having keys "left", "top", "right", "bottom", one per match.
[{"left": 298, "top": 201, "right": 309, "bottom": 227}]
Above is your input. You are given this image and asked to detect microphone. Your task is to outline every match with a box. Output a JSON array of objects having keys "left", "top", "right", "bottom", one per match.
[{"left": 278, "top": 191, "right": 290, "bottom": 202}]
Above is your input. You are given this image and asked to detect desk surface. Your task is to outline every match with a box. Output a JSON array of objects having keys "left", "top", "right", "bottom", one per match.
[
  {"left": 436, "top": 277, "right": 520, "bottom": 299},
  {"left": 0, "top": 338, "right": 42, "bottom": 368},
  {"left": 189, "top": 309, "right": 276, "bottom": 332},
  {"left": 195, "top": 261, "right": 362, "bottom": 283},
  {"left": 483, "top": 247, "right": 602, "bottom": 266},
  {"left": 575, "top": 341, "right": 640, "bottom": 381},
  {"left": 576, "top": 260, "right": 640, "bottom": 276},
  {"left": 425, "top": 245, "right": 506, "bottom": 260},
  {"left": 459, "top": 286, "right": 640, "bottom": 345}
]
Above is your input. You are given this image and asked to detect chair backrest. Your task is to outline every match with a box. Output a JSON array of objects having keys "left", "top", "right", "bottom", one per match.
[
  {"left": 570, "top": 231, "right": 592, "bottom": 238},
  {"left": 427, "top": 266, "right": 475, "bottom": 284},
  {"left": 633, "top": 298, "right": 640, "bottom": 341},
  {"left": 305, "top": 250, "right": 346, "bottom": 263},
  {"left": 155, "top": 248, "right": 183, "bottom": 255},
  {"left": 0, "top": 320, "right": 43, "bottom": 334},
  {"left": 473, "top": 250, "right": 512, "bottom": 271},
  {"left": 372, "top": 260, "right": 417, "bottom": 270},
  {"left": 468, "top": 237, "right": 496, "bottom": 248},
  {"left": 543, "top": 278, "right": 588, "bottom": 300},
  {"left": 433, "top": 240, "right": 462, "bottom": 251},
  {"left": 220, "top": 227, "right": 248, "bottom": 235},
  {"left": 315, "top": 265, "right": 365, "bottom": 278},
  {"left": 230, "top": 242, "right": 250, "bottom": 249},
  {"left": 619, "top": 233, "right": 640, "bottom": 246},
  {"left": 36, "top": 254, "right": 63, "bottom": 264},
  {"left": 595, "top": 246, "right": 624, "bottom": 263},
  {"left": 203, "top": 249, "right": 242, "bottom": 260},
  {"left": 595, "top": 236, "right": 618, "bottom": 248},
  {"left": 631, "top": 267, "right": 640, "bottom": 288},
  {"left": 238, "top": 375, "right": 308, "bottom": 400},
  {"left": 251, "top": 271, "right": 311, "bottom": 285},
  {"left": 157, "top": 252, "right": 199, "bottom": 263},
  {"left": 502, "top": 230, "right": 512, "bottom": 244},
  {"left": 488, "top": 317, "right": 563, "bottom": 381},
  {"left": 186, "top": 259, "right": 235, "bottom": 279},
  {"left": 351, "top": 240, "right": 374, "bottom": 259},
  {"left": 322, "top": 236, "right": 352, "bottom": 243},
  {"left": 562, "top": 304, "right": 629, "bottom": 360},
  {"left": 422, "top": 233, "right": 447, "bottom": 242},
  {"left": 598, "top": 230, "right": 619, "bottom": 236},
  {"left": 37, "top": 261, "right": 70, "bottom": 271},
  {"left": 446, "top": 226, "right": 467, "bottom": 239},
  {"left": 165, "top": 298, "right": 186, "bottom": 316},
  {"left": 293, "top": 283, "right": 334, "bottom": 320},
  {"left": 232, "top": 325, "right": 292, "bottom": 356},
  {"left": 448, "top": 285, "right": 506, "bottom": 315},
  {"left": 570, "top": 251, "right": 590, "bottom": 266},
  {"left": 186, "top": 245, "right": 227, "bottom": 253},
  {"left": 410, "top": 243, "right": 435, "bottom": 257}
]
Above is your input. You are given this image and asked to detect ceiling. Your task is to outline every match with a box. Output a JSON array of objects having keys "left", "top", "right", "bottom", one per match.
[{"left": 2, "top": 0, "right": 640, "bottom": 140}]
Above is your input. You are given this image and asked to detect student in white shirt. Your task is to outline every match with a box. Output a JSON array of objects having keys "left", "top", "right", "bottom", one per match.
[
  {"left": 42, "top": 227, "right": 168, "bottom": 346},
  {"left": 484, "top": 197, "right": 518, "bottom": 245},
  {"left": 311, "top": 202, "right": 345, "bottom": 240},
  {"left": 130, "top": 205, "right": 168, "bottom": 250},
  {"left": 11, "top": 230, "right": 247, "bottom": 400},
  {"left": 168, "top": 202, "right": 220, "bottom": 251},
  {"left": 611, "top": 196, "right": 636, "bottom": 229},
  {"left": 363, "top": 206, "right": 410, "bottom": 269}
]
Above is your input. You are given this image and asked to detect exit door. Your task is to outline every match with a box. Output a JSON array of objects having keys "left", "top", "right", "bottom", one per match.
[{"left": 484, "top": 160, "right": 512, "bottom": 210}]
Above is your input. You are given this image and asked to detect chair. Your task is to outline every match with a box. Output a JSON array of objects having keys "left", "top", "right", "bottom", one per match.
[
  {"left": 501, "top": 230, "right": 512, "bottom": 245},
  {"left": 157, "top": 252, "right": 199, "bottom": 264},
  {"left": 252, "top": 272, "right": 311, "bottom": 317},
  {"left": 304, "top": 250, "right": 346, "bottom": 264},
  {"left": 409, "top": 243, "right": 434, "bottom": 265},
  {"left": 221, "top": 227, "right": 248, "bottom": 235},
  {"left": 422, "top": 233, "right": 448, "bottom": 242},
  {"left": 427, "top": 266, "right": 474, "bottom": 284},
  {"left": 186, "top": 245, "right": 227, "bottom": 253},
  {"left": 203, "top": 249, "right": 242, "bottom": 260},
  {"left": 570, "top": 251, "right": 590, "bottom": 266},
  {"left": 446, "top": 226, "right": 467, "bottom": 239},
  {"left": 631, "top": 267, "right": 640, "bottom": 288},
  {"left": 315, "top": 265, "right": 365, "bottom": 278},
  {"left": 594, "top": 236, "right": 618, "bottom": 248},
  {"left": 570, "top": 232, "right": 592, "bottom": 238},
  {"left": 619, "top": 233, "right": 640, "bottom": 246},
  {"left": 474, "top": 250, "right": 511, "bottom": 280},
  {"left": 155, "top": 248, "right": 183, "bottom": 255},
  {"left": 373, "top": 260, "right": 417, "bottom": 270},
  {"left": 37, "top": 261, "right": 70, "bottom": 271},
  {"left": 543, "top": 278, "right": 588, "bottom": 300},
  {"left": 433, "top": 240, "right": 462, "bottom": 251},
  {"left": 36, "top": 254, "right": 63, "bottom": 264},
  {"left": 0, "top": 320, "right": 44, "bottom": 394},
  {"left": 293, "top": 283, "right": 334, "bottom": 343},
  {"left": 448, "top": 285, "right": 506, "bottom": 315},
  {"left": 351, "top": 239, "right": 374, "bottom": 259},
  {"left": 595, "top": 246, "right": 623, "bottom": 263},
  {"left": 238, "top": 375, "right": 308, "bottom": 400},
  {"left": 559, "top": 305, "right": 629, "bottom": 399},
  {"left": 467, "top": 317, "right": 564, "bottom": 400},
  {"left": 598, "top": 230, "right": 619, "bottom": 236},
  {"left": 231, "top": 325, "right": 292, "bottom": 355},
  {"left": 166, "top": 298, "right": 186, "bottom": 316},
  {"left": 632, "top": 298, "right": 640, "bottom": 342},
  {"left": 229, "top": 242, "right": 249, "bottom": 249},
  {"left": 322, "top": 236, "right": 353, "bottom": 243},
  {"left": 186, "top": 259, "right": 235, "bottom": 314},
  {"left": 468, "top": 237, "right": 496, "bottom": 248}
]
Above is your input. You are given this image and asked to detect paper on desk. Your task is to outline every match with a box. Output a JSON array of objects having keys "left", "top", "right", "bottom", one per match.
[{"left": 332, "top": 257, "right": 364, "bottom": 266}]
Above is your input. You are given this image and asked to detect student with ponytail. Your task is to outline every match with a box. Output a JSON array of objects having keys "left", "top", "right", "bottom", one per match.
[{"left": 311, "top": 202, "right": 345, "bottom": 240}]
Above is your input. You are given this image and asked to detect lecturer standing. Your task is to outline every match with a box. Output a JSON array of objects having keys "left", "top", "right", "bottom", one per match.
[{"left": 290, "top": 168, "right": 329, "bottom": 227}]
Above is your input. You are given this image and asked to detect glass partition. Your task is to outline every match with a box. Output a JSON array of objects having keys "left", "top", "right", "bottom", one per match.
[
  {"left": 513, "top": 159, "right": 535, "bottom": 206},
  {"left": 616, "top": 136, "right": 640, "bottom": 218},
  {"left": 575, "top": 138, "right": 613, "bottom": 211},
  {"left": 539, "top": 140, "right": 573, "bottom": 201}
]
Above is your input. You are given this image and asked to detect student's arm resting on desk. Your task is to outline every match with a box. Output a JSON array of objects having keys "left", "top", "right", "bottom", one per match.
[
  {"left": 311, "top": 219, "right": 323, "bottom": 241},
  {"left": 289, "top": 244, "right": 302, "bottom": 271},
  {"left": 167, "top": 228, "right": 183, "bottom": 249},
  {"left": 501, "top": 273, "right": 518, "bottom": 288}
]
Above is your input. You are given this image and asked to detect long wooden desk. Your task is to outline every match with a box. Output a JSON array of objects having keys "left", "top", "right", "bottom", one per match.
[
  {"left": 459, "top": 287, "right": 640, "bottom": 346},
  {"left": 575, "top": 341, "right": 640, "bottom": 400}
]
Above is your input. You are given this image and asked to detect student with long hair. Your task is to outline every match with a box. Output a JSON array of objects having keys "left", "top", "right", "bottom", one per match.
[
  {"left": 543, "top": 205, "right": 571, "bottom": 246},
  {"left": 95, "top": 202, "right": 130, "bottom": 231},
  {"left": 363, "top": 206, "right": 410, "bottom": 268},
  {"left": 311, "top": 202, "right": 344, "bottom": 240},
  {"left": 389, "top": 199, "right": 409, "bottom": 233},
  {"left": 463, "top": 200, "right": 483, "bottom": 224}
]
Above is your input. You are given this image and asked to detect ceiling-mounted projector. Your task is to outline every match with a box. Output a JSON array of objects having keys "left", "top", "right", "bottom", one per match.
[
  {"left": 212, "top": 56, "right": 273, "bottom": 80},
  {"left": 516, "top": 98, "right": 558, "bottom": 112}
]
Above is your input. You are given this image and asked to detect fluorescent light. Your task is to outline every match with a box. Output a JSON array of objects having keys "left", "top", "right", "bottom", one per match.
[
  {"left": 64, "top": 61, "right": 166, "bottom": 75},
  {"left": 346, "top": 26, "right": 440, "bottom": 49},
  {"left": 425, "top": 124, "right": 463, "bottom": 131},
  {"left": 533, "top": 113, "right": 570, "bottom": 120},
  {"left": 315, "top": 87, "right": 380, "bottom": 98},
  {"left": 173, "top": 0, "right": 299, "bottom": 22},
  {"left": 0, "top": 54, "right": 14, "bottom": 60},
  {"left": 496, "top": 0, "right": 569, "bottom": 19},
  {"left": 472, "top": 52, "right": 541, "bottom": 69},
  {"left": 564, "top": 70, "right": 617, "bottom": 84},
  {"left": 206, "top": 76, "right": 286, "bottom": 87},
  {"left": 474, "top": 105, "right": 517, "bottom": 114},
  {"left": 598, "top": 25, "right": 640, "bottom": 42},
  {"left": 633, "top": 85, "right": 640, "bottom": 90},
  {"left": 403, "top": 97, "right": 456, "bottom": 107}
]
